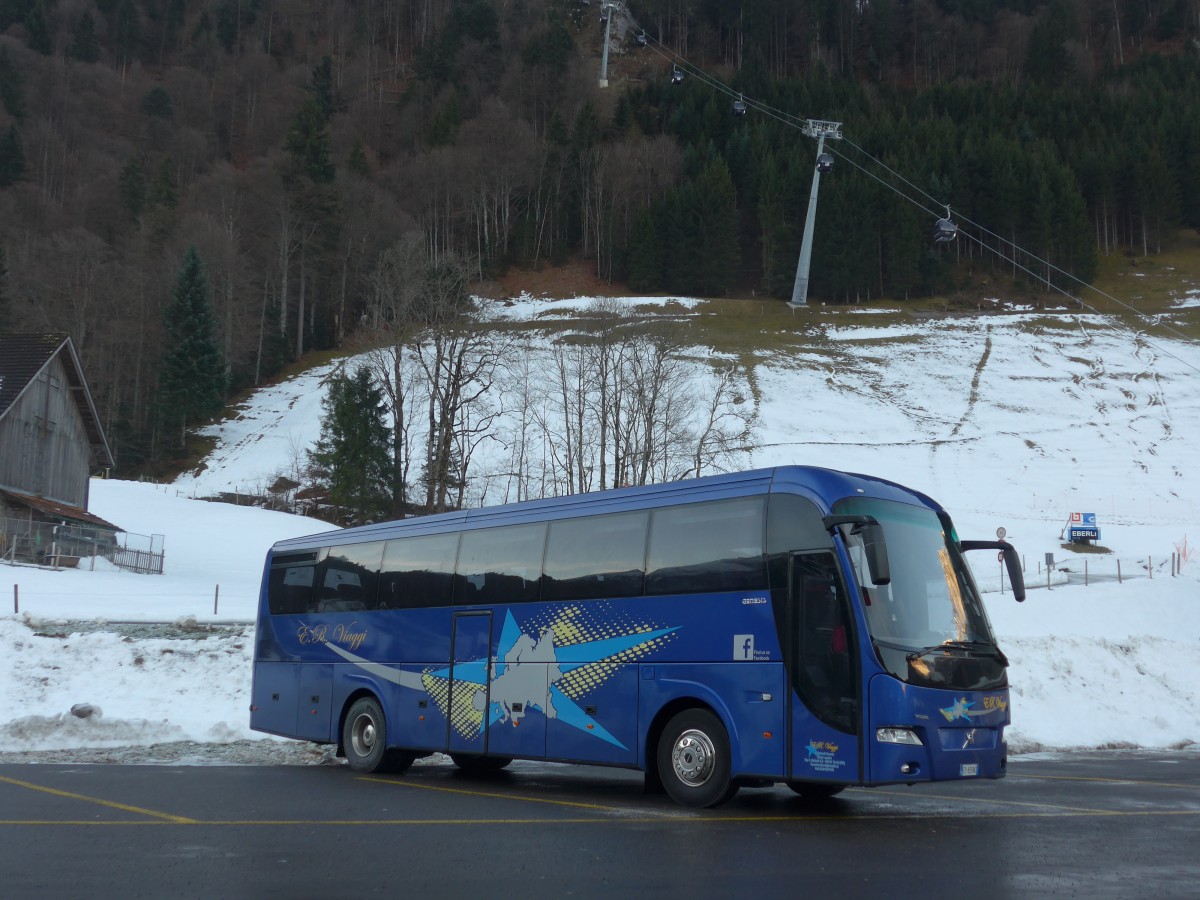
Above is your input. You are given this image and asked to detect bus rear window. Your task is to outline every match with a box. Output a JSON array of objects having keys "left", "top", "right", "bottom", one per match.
[
  {"left": 646, "top": 496, "right": 766, "bottom": 595},
  {"left": 268, "top": 563, "right": 315, "bottom": 615}
]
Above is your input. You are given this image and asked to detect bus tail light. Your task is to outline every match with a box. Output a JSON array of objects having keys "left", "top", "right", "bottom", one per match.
[{"left": 877, "top": 727, "right": 922, "bottom": 745}]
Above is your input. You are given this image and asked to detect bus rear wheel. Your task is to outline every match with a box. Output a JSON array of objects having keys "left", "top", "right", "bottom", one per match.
[
  {"left": 449, "top": 754, "right": 514, "bottom": 774},
  {"left": 342, "top": 697, "right": 414, "bottom": 774},
  {"left": 657, "top": 709, "right": 737, "bottom": 808}
]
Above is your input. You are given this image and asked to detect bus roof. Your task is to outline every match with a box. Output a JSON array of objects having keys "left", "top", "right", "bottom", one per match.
[{"left": 271, "top": 465, "right": 940, "bottom": 552}]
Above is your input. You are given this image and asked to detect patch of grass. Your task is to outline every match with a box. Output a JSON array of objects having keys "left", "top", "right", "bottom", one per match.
[
  {"left": 1059, "top": 541, "right": 1113, "bottom": 555},
  {"left": 1090, "top": 228, "right": 1200, "bottom": 318}
]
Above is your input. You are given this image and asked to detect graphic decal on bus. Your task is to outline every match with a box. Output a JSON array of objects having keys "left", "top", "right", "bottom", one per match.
[
  {"left": 804, "top": 740, "right": 846, "bottom": 774},
  {"left": 321, "top": 604, "right": 678, "bottom": 750},
  {"left": 425, "top": 606, "right": 679, "bottom": 748},
  {"left": 940, "top": 694, "right": 1007, "bottom": 722}
]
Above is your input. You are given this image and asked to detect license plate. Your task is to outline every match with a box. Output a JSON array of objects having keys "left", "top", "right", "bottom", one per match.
[{"left": 960, "top": 763, "right": 979, "bottom": 777}]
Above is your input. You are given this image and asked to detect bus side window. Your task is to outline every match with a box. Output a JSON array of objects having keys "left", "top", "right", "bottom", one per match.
[
  {"left": 543, "top": 510, "right": 648, "bottom": 601},
  {"left": 453, "top": 523, "right": 546, "bottom": 605},
  {"left": 317, "top": 542, "right": 384, "bottom": 612},
  {"left": 646, "top": 497, "right": 766, "bottom": 595},
  {"left": 379, "top": 532, "right": 459, "bottom": 609}
]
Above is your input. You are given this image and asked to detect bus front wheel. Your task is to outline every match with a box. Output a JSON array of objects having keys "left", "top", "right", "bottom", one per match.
[
  {"left": 342, "top": 697, "right": 413, "bottom": 774},
  {"left": 657, "top": 709, "right": 738, "bottom": 808}
]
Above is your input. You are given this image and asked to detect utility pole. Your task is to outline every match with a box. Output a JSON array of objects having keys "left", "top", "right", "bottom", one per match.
[
  {"left": 789, "top": 119, "right": 842, "bottom": 308},
  {"left": 599, "top": 2, "right": 620, "bottom": 87}
]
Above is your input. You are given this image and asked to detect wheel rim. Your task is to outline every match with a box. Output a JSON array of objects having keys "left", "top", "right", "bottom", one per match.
[
  {"left": 671, "top": 728, "right": 716, "bottom": 787},
  {"left": 350, "top": 712, "right": 377, "bottom": 758}
]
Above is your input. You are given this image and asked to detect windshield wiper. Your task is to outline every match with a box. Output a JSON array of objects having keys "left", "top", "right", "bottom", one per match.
[{"left": 905, "top": 640, "right": 1008, "bottom": 667}]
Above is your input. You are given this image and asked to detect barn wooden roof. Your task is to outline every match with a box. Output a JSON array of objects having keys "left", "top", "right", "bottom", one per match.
[
  {"left": 0, "top": 488, "right": 120, "bottom": 530},
  {"left": 0, "top": 333, "right": 115, "bottom": 470}
]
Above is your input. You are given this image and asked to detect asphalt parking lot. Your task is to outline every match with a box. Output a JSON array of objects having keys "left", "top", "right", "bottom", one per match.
[{"left": 2, "top": 750, "right": 1197, "bottom": 899}]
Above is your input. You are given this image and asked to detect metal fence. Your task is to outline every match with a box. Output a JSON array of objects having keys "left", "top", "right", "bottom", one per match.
[
  {"left": 0, "top": 517, "right": 164, "bottom": 575},
  {"left": 975, "top": 550, "right": 1189, "bottom": 594}
]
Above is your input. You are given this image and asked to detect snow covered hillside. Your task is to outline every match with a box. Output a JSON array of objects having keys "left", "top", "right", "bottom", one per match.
[{"left": 1, "top": 296, "right": 1197, "bottom": 760}]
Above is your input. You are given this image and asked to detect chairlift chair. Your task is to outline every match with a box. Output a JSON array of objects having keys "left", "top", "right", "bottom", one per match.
[
  {"left": 637, "top": 30, "right": 648, "bottom": 46},
  {"left": 816, "top": 152, "right": 834, "bottom": 174},
  {"left": 732, "top": 94, "right": 748, "bottom": 117}
]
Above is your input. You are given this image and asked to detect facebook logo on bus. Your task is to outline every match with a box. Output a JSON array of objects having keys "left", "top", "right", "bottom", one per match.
[{"left": 734, "top": 635, "right": 755, "bottom": 660}]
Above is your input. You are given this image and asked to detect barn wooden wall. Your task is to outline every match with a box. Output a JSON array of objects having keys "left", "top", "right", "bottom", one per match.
[{"left": 0, "top": 354, "right": 92, "bottom": 508}]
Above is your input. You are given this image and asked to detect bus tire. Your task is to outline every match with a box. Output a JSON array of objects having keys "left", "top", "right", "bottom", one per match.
[
  {"left": 342, "top": 697, "right": 410, "bottom": 774},
  {"left": 657, "top": 709, "right": 736, "bottom": 808},
  {"left": 786, "top": 782, "right": 846, "bottom": 799},
  {"left": 449, "top": 753, "right": 513, "bottom": 774}
]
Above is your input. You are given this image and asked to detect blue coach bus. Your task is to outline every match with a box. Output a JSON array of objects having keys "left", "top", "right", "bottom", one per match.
[{"left": 250, "top": 465, "right": 1024, "bottom": 808}]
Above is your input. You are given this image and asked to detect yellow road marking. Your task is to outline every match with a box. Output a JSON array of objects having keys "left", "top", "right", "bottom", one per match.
[
  {"left": 4, "top": 772, "right": 1197, "bottom": 828},
  {"left": 2, "top": 809, "right": 1197, "bottom": 827},
  {"left": 358, "top": 774, "right": 633, "bottom": 811},
  {"left": 869, "top": 787, "right": 1120, "bottom": 816},
  {"left": 1011, "top": 772, "right": 1200, "bottom": 790},
  {"left": 0, "top": 774, "right": 199, "bottom": 824}
]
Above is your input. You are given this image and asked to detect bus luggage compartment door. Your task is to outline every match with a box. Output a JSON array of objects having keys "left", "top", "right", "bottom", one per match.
[
  {"left": 250, "top": 661, "right": 297, "bottom": 737},
  {"left": 294, "top": 663, "right": 334, "bottom": 742},
  {"left": 447, "top": 612, "right": 493, "bottom": 755}
]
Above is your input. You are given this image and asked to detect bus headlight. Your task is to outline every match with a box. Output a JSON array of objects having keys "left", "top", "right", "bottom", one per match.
[{"left": 877, "top": 727, "right": 923, "bottom": 745}]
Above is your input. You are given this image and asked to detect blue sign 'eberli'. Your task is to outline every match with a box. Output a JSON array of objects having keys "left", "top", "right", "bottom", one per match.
[{"left": 1068, "top": 512, "right": 1101, "bottom": 544}]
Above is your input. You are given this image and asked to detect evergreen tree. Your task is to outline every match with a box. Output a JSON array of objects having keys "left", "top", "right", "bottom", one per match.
[
  {"left": 140, "top": 86, "right": 173, "bottom": 118},
  {"left": 347, "top": 136, "right": 370, "bottom": 177},
  {"left": 24, "top": 0, "right": 53, "bottom": 55},
  {"left": 159, "top": 247, "right": 226, "bottom": 448},
  {"left": 258, "top": 296, "right": 292, "bottom": 380},
  {"left": 0, "top": 244, "right": 10, "bottom": 332},
  {"left": 284, "top": 97, "right": 335, "bottom": 184},
  {"left": 310, "top": 56, "right": 335, "bottom": 122},
  {"left": 0, "top": 46, "right": 22, "bottom": 118},
  {"left": 307, "top": 364, "right": 393, "bottom": 524},
  {"left": 683, "top": 158, "right": 740, "bottom": 295},
  {"left": 148, "top": 155, "right": 178, "bottom": 209},
  {"left": 70, "top": 12, "right": 101, "bottom": 63},
  {"left": 626, "top": 206, "right": 664, "bottom": 292},
  {"left": 119, "top": 158, "right": 146, "bottom": 219},
  {"left": 0, "top": 125, "right": 26, "bottom": 187},
  {"left": 115, "top": 0, "right": 141, "bottom": 66}
]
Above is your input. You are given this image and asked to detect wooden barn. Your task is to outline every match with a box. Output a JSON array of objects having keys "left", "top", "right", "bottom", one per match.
[{"left": 0, "top": 333, "right": 119, "bottom": 563}]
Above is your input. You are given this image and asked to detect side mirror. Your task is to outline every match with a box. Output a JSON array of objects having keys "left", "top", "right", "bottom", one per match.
[
  {"left": 824, "top": 514, "right": 891, "bottom": 586},
  {"left": 960, "top": 540, "right": 1026, "bottom": 602}
]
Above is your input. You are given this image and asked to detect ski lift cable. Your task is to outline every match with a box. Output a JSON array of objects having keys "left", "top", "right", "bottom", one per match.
[
  {"left": 632, "top": 25, "right": 810, "bottom": 127},
  {"left": 832, "top": 137, "right": 1199, "bottom": 347},
  {"left": 620, "top": 10, "right": 1200, "bottom": 373},
  {"left": 825, "top": 140, "right": 1199, "bottom": 355}
]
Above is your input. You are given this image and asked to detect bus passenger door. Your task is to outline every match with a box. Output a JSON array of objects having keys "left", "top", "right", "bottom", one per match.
[
  {"left": 448, "top": 612, "right": 492, "bottom": 755},
  {"left": 788, "top": 552, "right": 861, "bottom": 785}
]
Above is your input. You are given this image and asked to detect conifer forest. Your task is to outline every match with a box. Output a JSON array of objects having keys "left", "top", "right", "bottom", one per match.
[{"left": 1, "top": 0, "right": 1198, "bottom": 477}]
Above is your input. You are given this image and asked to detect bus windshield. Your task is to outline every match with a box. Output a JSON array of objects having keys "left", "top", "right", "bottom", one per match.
[{"left": 833, "top": 497, "right": 1006, "bottom": 691}]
